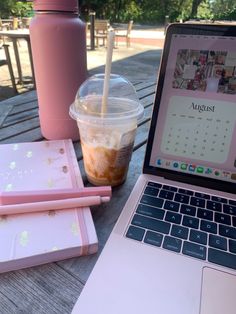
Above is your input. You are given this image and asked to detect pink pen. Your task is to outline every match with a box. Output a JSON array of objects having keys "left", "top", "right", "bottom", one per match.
[
  {"left": 0, "top": 186, "right": 112, "bottom": 205},
  {"left": 0, "top": 196, "right": 111, "bottom": 216}
]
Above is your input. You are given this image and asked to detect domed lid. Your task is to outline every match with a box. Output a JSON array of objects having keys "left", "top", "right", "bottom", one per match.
[
  {"left": 69, "top": 74, "right": 144, "bottom": 124},
  {"left": 34, "top": 0, "right": 78, "bottom": 12}
]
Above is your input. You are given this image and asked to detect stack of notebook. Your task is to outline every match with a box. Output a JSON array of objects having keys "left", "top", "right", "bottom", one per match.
[{"left": 0, "top": 139, "right": 99, "bottom": 273}]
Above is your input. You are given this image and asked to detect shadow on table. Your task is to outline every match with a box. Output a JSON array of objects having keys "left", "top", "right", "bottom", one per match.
[
  {"left": 88, "top": 49, "right": 162, "bottom": 82},
  {"left": 0, "top": 85, "right": 16, "bottom": 101},
  {"left": 0, "top": 49, "right": 162, "bottom": 101},
  {"left": 0, "top": 77, "right": 34, "bottom": 101}
]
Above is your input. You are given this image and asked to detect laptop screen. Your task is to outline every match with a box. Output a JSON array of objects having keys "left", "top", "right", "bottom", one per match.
[{"left": 145, "top": 24, "right": 236, "bottom": 192}]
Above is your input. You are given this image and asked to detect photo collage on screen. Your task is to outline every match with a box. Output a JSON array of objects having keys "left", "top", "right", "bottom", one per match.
[{"left": 173, "top": 49, "right": 236, "bottom": 94}]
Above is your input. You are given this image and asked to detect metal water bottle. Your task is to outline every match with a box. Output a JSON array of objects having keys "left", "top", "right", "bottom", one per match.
[{"left": 30, "top": 0, "right": 87, "bottom": 140}]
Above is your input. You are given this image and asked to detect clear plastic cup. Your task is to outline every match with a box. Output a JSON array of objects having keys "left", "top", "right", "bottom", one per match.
[{"left": 69, "top": 74, "right": 144, "bottom": 186}]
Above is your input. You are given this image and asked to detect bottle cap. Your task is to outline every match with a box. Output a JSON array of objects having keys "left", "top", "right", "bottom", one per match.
[{"left": 34, "top": 0, "right": 78, "bottom": 12}]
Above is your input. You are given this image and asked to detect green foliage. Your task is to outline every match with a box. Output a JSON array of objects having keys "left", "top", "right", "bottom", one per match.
[
  {"left": 1, "top": 0, "right": 236, "bottom": 23},
  {"left": 11, "top": 2, "right": 33, "bottom": 17},
  {"left": 120, "top": 1, "right": 142, "bottom": 22},
  {"left": 210, "top": 0, "right": 236, "bottom": 20},
  {"left": 0, "top": 0, "right": 15, "bottom": 18},
  {"left": 0, "top": 0, "right": 33, "bottom": 18},
  {"left": 197, "top": 1, "right": 213, "bottom": 19}
]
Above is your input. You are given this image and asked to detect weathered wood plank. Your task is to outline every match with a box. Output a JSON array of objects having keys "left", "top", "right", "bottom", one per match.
[
  {"left": 0, "top": 90, "right": 37, "bottom": 106},
  {"left": 0, "top": 264, "right": 84, "bottom": 314},
  {"left": 3, "top": 108, "right": 39, "bottom": 127},
  {"left": 0, "top": 117, "right": 40, "bottom": 141},
  {"left": 9, "top": 100, "right": 38, "bottom": 115},
  {"left": 0, "top": 127, "right": 43, "bottom": 143},
  {"left": 0, "top": 104, "right": 13, "bottom": 127}
]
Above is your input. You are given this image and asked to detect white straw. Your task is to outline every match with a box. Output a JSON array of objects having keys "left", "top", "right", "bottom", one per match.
[{"left": 102, "top": 30, "right": 115, "bottom": 114}]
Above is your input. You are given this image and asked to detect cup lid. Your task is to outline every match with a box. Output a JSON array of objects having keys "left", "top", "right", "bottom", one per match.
[
  {"left": 34, "top": 0, "right": 78, "bottom": 12},
  {"left": 69, "top": 74, "right": 144, "bottom": 123}
]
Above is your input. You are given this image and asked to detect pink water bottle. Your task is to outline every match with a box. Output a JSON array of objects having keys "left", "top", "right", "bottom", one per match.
[{"left": 30, "top": 0, "right": 87, "bottom": 140}]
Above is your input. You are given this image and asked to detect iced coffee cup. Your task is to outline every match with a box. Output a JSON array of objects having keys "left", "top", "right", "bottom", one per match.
[{"left": 69, "top": 74, "right": 144, "bottom": 186}]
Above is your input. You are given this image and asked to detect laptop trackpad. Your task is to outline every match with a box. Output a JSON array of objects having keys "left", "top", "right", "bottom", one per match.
[{"left": 200, "top": 267, "right": 236, "bottom": 314}]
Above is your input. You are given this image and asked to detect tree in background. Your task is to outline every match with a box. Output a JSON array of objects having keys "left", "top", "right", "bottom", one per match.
[
  {"left": 0, "top": 0, "right": 33, "bottom": 18},
  {"left": 1, "top": 0, "right": 236, "bottom": 23},
  {"left": 210, "top": 0, "right": 236, "bottom": 20},
  {"left": 190, "top": 0, "right": 204, "bottom": 18},
  {"left": 0, "top": 0, "right": 16, "bottom": 18}
]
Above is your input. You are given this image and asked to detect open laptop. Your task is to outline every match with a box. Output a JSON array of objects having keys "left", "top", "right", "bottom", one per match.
[{"left": 72, "top": 23, "right": 236, "bottom": 314}]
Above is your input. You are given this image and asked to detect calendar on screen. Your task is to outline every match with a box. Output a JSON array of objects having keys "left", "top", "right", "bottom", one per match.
[{"left": 161, "top": 96, "right": 236, "bottom": 164}]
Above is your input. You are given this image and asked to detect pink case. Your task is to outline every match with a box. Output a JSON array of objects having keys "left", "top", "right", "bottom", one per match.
[{"left": 0, "top": 139, "right": 98, "bottom": 273}]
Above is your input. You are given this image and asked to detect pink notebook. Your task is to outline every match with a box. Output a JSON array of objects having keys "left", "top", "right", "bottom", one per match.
[{"left": 0, "top": 139, "right": 98, "bottom": 273}]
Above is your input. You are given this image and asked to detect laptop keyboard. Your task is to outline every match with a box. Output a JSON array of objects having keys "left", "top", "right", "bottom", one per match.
[{"left": 125, "top": 181, "right": 236, "bottom": 270}]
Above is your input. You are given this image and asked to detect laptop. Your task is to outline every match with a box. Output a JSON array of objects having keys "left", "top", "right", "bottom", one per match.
[{"left": 72, "top": 23, "right": 236, "bottom": 314}]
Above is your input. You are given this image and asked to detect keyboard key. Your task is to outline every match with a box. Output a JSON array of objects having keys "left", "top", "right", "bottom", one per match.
[
  {"left": 229, "top": 240, "right": 236, "bottom": 254},
  {"left": 165, "top": 211, "right": 182, "bottom": 224},
  {"left": 159, "top": 189, "right": 174, "bottom": 200},
  {"left": 233, "top": 217, "right": 236, "bottom": 227},
  {"left": 208, "top": 248, "right": 236, "bottom": 270},
  {"left": 164, "top": 200, "right": 180, "bottom": 212},
  {"left": 182, "top": 215, "right": 199, "bottom": 229},
  {"left": 171, "top": 225, "right": 189, "bottom": 240},
  {"left": 163, "top": 185, "right": 178, "bottom": 192},
  {"left": 223, "top": 204, "right": 236, "bottom": 216},
  {"left": 190, "top": 230, "right": 207, "bottom": 245},
  {"left": 144, "top": 186, "right": 159, "bottom": 197},
  {"left": 131, "top": 214, "right": 171, "bottom": 234},
  {"left": 174, "top": 193, "right": 190, "bottom": 204},
  {"left": 206, "top": 200, "right": 222, "bottom": 212},
  {"left": 180, "top": 204, "right": 196, "bottom": 216},
  {"left": 178, "top": 188, "right": 193, "bottom": 196},
  {"left": 197, "top": 208, "right": 213, "bottom": 221},
  {"left": 200, "top": 220, "right": 217, "bottom": 234},
  {"left": 211, "top": 196, "right": 227, "bottom": 203},
  {"left": 126, "top": 226, "right": 145, "bottom": 241},
  {"left": 215, "top": 212, "right": 231, "bottom": 226},
  {"left": 190, "top": 197, "right": 205, "bottom": 208},
  {"left": 229, "top": 200, "right": 236, "bottom": 206},
  {"left": 209, "top": 234, "right": 227, "bottom": 251},
  {"left": 136, "top": 204, "right": 165, "bottom": 220},
  {"left": 163, "top": 236, "right": 182, "bottom": 253},
  {"left": 140, "top": 195, "right": 164, "bottom": 208},
  {"left": 147, "top": 181, "right": 162, "bottom": 189},
  {"left": 219, "top": 225, "right": 236, "bottom": 240},
  {"left": 182, "top": 241, "right": 206, "bottom": 260},
  {"left": 195, "top": 192, "right": 210, "bottom": 199},
  {"left": 144, "top": 231, "right": 163, "bottom": 247}
]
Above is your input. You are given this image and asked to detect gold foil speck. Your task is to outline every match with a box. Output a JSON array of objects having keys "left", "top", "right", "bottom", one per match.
[
  {"left": 71, "top": 222, "right": 79, "bottom": 236},
  {"left": 12, "top": 144, "right": 19, "bottom": 151},
  {"left": 48, "top": 210, "right": 56, "bottom": 217},
  {"left": 62, "top": 165, "right": 68, "bottom": 173},
  {"left": 46, "top": 158, "right": 53, "bottom": 165},
  {"left": 9, "top": 161, "right": 16, "bottom": 169},
  {"left": 47, "top": 178, "right": 54, "bottom": 188},
  {"left": 26, "top": 151, "right": 33, "bottom": 158},
  {"left": 0, "top": 216, "right": 8, "bottom": 225},
  {"left": 19, "top": 231, "right": 29, "bottom": 247},
  {"left": 5, "top": 184, "right": 13, "bottom": 191}
]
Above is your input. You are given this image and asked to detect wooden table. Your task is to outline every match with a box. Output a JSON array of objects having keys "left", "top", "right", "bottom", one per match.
[
  {"left": 0, "top": 29, "right": 35, "bottom": 88},
  {"left": 0, "top": 81, "right": 156, "bottom": 313}
]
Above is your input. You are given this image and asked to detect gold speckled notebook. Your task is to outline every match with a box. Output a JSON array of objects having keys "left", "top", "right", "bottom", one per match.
[{"left": 0, "top": 139, "right": 98, "bottom": 273}]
